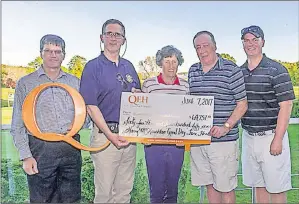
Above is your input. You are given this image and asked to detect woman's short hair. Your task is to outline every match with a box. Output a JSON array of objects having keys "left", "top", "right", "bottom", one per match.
[{"left": 156, "top": 45, "right": 184, "bottom": 66}]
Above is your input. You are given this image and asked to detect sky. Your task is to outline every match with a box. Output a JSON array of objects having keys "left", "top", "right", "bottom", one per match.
[{"left": 2, "top": 1, "right": 299, "bottom": 72}]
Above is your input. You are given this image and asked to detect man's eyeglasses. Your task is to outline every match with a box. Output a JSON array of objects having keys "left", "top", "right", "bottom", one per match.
[
  {"left": 104, "top": 31, "right": 124, "bottom": 39},
  {"left": 43, "top": 49, "right": 63, "bottom": 55},
  {"left": 116, "top": 73, "right": 128, "bottom": 90}
]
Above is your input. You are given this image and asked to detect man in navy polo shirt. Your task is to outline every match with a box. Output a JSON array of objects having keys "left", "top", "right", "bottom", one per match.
[
  {"left": 188, "top": 31, "right": 248, "bottom": 203},
  {"left": 79, "top": 19, "right": 141, "bottom": 203},
  {"left": 240, "top": 25, "right": 295, "bottom": 203}
]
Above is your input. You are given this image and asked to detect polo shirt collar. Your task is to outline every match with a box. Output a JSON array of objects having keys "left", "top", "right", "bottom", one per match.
[
  {"left": 99, "top": 51, "right": 124, "bottom": 66},
  {"left": 197, "top": 53, "right": 223, "bottom": 71},
  {"left": 157, "top": 73, "right": 180, "bottom": 85},
  {"left": 37, "top": 66, "right": 67, "bottom": 79},
  {"left": 241, "top": 53, "right": 268, "bottom": 69}
]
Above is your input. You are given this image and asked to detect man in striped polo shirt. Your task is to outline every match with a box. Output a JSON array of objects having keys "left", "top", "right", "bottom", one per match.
[
  {"left": 240, "top": 25, "right": 295, "bottom": 203},
  {"left": 188, "top": 31, "right": 248, "bottom": 203}
]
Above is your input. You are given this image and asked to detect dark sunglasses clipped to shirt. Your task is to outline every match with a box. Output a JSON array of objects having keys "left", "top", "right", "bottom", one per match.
[{"left": 116, "top": 73, "right": 128, "bottom": 90}]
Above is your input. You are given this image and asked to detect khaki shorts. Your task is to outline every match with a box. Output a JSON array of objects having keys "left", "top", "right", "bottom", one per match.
[
  {"left": 242, "top": 130, "right": 292, "bottom": 193},
  {"left": 190, "top": 140, "right": 239, "bottom": 192}
]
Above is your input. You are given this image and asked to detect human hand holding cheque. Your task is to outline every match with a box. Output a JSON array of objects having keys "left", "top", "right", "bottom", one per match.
[{"left": 119, "top": 92, "right": 214, "bottom": 151}]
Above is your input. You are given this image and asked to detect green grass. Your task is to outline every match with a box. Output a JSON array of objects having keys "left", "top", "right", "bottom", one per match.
[
  {"left": 2, "top": 124, "right": 299, "bottom": 203},
  {"left": 1, "top": 128, "right": 146, "bottom": 162}
]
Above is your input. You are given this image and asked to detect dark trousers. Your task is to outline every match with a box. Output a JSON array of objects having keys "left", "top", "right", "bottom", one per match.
[
  {"left": 27, "top": 134, "right": 82, "bottom": 203},
  {"left": 144, "top": 145, "right": 184, "bottom": 203}
]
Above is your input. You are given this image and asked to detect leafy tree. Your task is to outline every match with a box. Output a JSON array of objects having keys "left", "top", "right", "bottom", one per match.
[
  {"left": 28, "top": 56, "right": 43, "bottom": 70},
  {"left": 27, "top": 56, "right": 42, "bottom": 74},
  {"left": 1, "top": 69, "right": 8, "bottom": 78},
  {"left": 1, "top": 68, "right": 8, "bottom": 87},
  {"left": 61, "top": 66, "right": 70, "bottom": 74},
  {"left": 220, "top": 53, "right": 237, "bottom": 64},
  {"left": 273, "top": 59, "right": 299, "bottom": 86},
  {"left": 277, "top": 61, "right": 299, "bottom": 86},
  {"left": 138, "top": 56, "right": 160, "bottom": 80},
  {"left": 27, "top": 56, "right": 71, "bottom": 74},
  {"left": 67, "top": 55, "right": 87, "bottom": 78}
]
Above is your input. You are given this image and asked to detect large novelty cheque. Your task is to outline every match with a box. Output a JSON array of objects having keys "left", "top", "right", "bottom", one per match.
[{"left": 119, "top": 92, "right": 214, "bottom": 149}]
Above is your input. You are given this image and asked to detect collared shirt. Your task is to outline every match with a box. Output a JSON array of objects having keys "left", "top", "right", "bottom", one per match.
[
  {"left": 79, "top": 51, "right": 141, "bottom": 123},
  {"left": 157, "top": 73, "right": 180, "bottom": 85},
  {"left": 188, "top": 55, "right": 247, "bottom": 142},
  {"left": 142, "top": 73, "right": 189, "bottom": 94},
  {"left": 10, "top": 67, "right": 89, "bottom": 160},
  {"left": 240, "top": 54, "right": 295, "bottom": 133}
]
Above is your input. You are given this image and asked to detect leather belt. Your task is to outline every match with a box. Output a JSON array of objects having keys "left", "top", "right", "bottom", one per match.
[
  {"left": 246, "top": 129, "right": 275, "bottom": 136},
  {"left": 96, "top": 123, "right": 119, "bottom": 134}
]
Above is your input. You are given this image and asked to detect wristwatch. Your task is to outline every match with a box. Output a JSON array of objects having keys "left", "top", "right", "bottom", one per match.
[{"left": 224, "top": 122, "right": 231, "bottom": 130}]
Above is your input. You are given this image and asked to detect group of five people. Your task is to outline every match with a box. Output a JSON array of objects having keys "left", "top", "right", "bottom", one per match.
[{"left": 11, "top": 18, "right": 295, "bottom": 203}]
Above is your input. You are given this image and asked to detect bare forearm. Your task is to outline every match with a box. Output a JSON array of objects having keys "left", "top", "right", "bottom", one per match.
[
  {"left": 86, "top": 105, "right": 113, "bottom": 139},
  {"left": 226, "top": 99, "right": 248, "bottom": 128},
  {"left": 275, "top": 100, "right": 293, "bottom": 140}
]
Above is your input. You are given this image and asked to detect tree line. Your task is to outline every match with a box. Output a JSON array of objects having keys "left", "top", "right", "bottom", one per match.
[{"left": 1, "top": 53, "right": 298, "bottom": 88}]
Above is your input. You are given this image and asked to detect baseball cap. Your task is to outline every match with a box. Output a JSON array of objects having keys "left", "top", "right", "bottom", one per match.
[{"left": 241, "top": 25, "right": 264, "bottom": 40}]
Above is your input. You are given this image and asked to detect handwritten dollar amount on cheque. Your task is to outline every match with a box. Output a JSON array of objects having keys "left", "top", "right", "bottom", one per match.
[{"left": 121, "top": 113, "right": 212, "bottom": 138}]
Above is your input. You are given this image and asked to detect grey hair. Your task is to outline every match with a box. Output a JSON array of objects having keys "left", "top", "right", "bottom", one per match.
[
  {"left": 156, "top": 45, "right": 184, "bottom": 67},
  {"left": 40, "top": 34, "right": 66, "bottom": 54},
  {"left": 193, "top": 30, "right": 217, "bottom": 49},
  {"left": 102, "top": 19, "right": 126, "bottom": 36}
]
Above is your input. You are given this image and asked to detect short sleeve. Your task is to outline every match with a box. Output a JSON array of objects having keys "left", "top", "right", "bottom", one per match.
[
  {"left": 79, "top": 61, "right": 100, "bottom": 106},
  {"left": 129, "top": 62, "right": 141, "bottom": 89},
  {"left": 271, "top": 65, "right": 295, "bottom": 103},
  {"left": 229, "top": 67, "right": 247, "bottom": 102}
]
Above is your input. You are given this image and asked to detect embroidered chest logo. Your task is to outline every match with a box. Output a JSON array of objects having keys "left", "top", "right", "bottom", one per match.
[{"left": 125, "top": 74, "right": 133, "bottom": 83}]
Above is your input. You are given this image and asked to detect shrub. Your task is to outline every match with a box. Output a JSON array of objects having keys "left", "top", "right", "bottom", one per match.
[
  {"left": 81, "top": 157, "right": 95, "bottom": 203},
  {"left": 131, "top": 158, "right": 150, "bottom": 203},
  {"left": 291, "top": 100, "right": 299, "bottom": 118}
]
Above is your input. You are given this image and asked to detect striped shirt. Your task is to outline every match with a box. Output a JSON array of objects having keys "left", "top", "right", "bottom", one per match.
[
  {"left": 10, "top": 67, "right": 89, "bottom": 160},
  {"left": 240, "top": 54, "right": 295, "bottom": 133},
  {"left": 142, "top": 73, "right": 189, "bottom": 94},
  {"left": 188, "top": 55, "right": 247, "bottom": 142}
]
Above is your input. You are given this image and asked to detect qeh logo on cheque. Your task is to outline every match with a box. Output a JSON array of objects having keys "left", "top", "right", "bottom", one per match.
[{"left": 128, "top": 94, "right": 150, "bottom": 107}]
